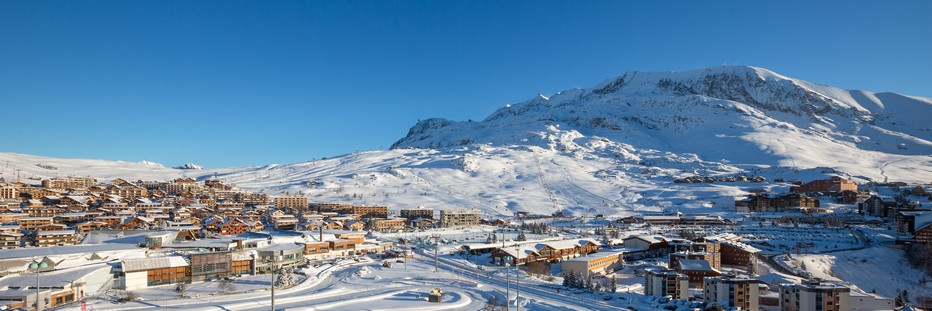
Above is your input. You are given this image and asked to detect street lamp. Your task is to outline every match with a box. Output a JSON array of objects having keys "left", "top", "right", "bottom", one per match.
[
  {"left": 29, "top": 258, "right": 49, "bottom": 311},
  {"left": 264, "top": 254, "right": 279, "bottom": 311}
]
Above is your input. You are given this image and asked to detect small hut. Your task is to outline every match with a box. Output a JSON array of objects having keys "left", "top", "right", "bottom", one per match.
[{"left": 428, "top": 288, "right": 443, "bottom": 302}]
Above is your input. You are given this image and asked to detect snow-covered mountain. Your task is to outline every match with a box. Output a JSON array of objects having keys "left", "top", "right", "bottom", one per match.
[
  {"left": 1, "top": 66, "right": 929, "bottom": 217},
  {"left": 392, "top": 66, "right": 931, "bottom": 182}
]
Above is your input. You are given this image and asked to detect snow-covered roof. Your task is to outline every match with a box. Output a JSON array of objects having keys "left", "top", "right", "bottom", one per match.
[
  {"left": 623, "top": 234, "right": 667, "bottom": 243},
  {"left": 0, "top": 244, "right": 139, "bottom": 260},
  {"left": 35, "top": 229, "right": 76, "bottom": 235},
  {"left": 535, "top": 238, "right": 598, "bottom": 251},
  {"left": 563, "top": 250, "right": 626, "bottom": 262},
  {"left": 915, "top": 213, "right": 932, "bottom": 231},
  {"left": 0, "top": 264, "right": 110, "bottom": 288},
  {"left": 497, "top": 245, "right": 539, "bottom": 259},
  {"left": 723, "top": 241, "right": 761, "bottom": 254},
  {"left": 122, "top": 256, "right": 189, "bottom": 272},
  {"left": 677, "top": 259, "right": 716, "bottom": 272},
  {"left": 259, "top": 243, "right": 304, "bottom": 252}
]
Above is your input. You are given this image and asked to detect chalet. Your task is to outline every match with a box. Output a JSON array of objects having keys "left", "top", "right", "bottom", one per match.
[
  {"left": 17, "top": 217, "right": 53, "bottom": 230},
  {"left": 409, "top": 217, "right": 436, "bottom": 229},
  {"left": 325, "top": 220, "right": 344, "bottom": 230},
  {"left": 60, "top": 195, "right": 94, "bottom": 209},
  {"left": 32, "top": 229, "right": 78, "bottom": 247},
  {"left": 0, "top": 231, "right": 22, "bottom": 249},
  {"left": 271, "top": 215, "right": 298, "bottom": 230},
  {"left": 239, "top": 210, "right": 262, "bottom": 222},
  {"left": 533, "top": 239, "right": 600, "bottom": 262},
  {"left": 120, "top": 216, "right": 153, "bottom": 230},
  {"left": 76, "top": 221, "right": 109, "bottom": 234},
  {"left": 176, "top": 216, "right": 202, "bottom": 227},
  {"left": 217, "top": 218, "right": 252, "bottom": 236},
  {"left": 343, "top": 220, "right": 365, "bottom": 231},
  {"left": 172, "top": 207, "right": 192, "bottom": 219},
  {"left": 0, "top": 212, "right": 29, "bottom": 223},
  {"left": 491, "top": 245, "right": 543, "bottom": 266},
  {"left": 245, "top": 220, "right": 265, "bottom": 232}
]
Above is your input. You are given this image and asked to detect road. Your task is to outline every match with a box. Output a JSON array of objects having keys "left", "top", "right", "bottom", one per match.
[
  {"left": 66, "top": 257, "right": 488, "bottom": 311},
  {"left": 418, "top": 248, "right": 631, "bottom": 311}
]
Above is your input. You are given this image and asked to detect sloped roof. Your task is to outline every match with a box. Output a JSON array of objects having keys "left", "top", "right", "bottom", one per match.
[
  {"left": 677, "top": 259, "right": 716, "bottom": 272},
  {"left": 122, "top": 256, "right": 189, "bottom": 272},
  {"left": 497, "top": 245, "right": 540, "bottom": 259}
]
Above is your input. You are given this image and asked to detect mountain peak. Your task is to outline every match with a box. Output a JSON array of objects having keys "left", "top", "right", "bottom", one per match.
[{"left": 392, "top": 65, "right": 932, "bottom": 174}]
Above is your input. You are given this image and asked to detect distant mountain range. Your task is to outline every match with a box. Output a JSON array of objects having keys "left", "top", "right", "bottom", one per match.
[{"left": 2, "top": 66, "right": 929, "bottom": 217}]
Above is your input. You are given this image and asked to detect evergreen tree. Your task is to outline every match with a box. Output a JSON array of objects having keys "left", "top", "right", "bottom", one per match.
[
  {"left": 517, "top": 231, "right": 527, "bottom": 241},
  {"left": 610, "top": 275, "right": 617, "bottom": 293}
]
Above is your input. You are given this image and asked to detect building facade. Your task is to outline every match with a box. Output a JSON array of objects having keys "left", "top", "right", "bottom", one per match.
[
  {"left": 440, "top": 209, "right": 480, "bottom": 228},
  {"left": 780, "top": 280, "right": 850, "bottom": 311},
  {"left": 703, "top": 275, "right": 761, "bottom": 311},
  {"left": 644, "top": 269, "right": 689, "bottom": 299}
]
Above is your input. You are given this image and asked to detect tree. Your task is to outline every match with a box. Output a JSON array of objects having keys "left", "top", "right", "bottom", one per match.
[
  {"left": 219, "top": 276, "right": 236, "bottom": 293},
  {"left": 516, "top": 231, "right": 527, "bottom": 241},
  {"left": 747, "top": 257, "right": 757, "bottom": 275},
  {"left": 610, "top": 275, "right": 617, "bottom": 293},
  {"left": 484, "top": 296, "right": 500, "bottom": 311},
  {"left": 120, "top": 290, "right": 140, "bottom": 302},
  {"left": 175, "top": 282, "right": 187, "bottom": 298}
]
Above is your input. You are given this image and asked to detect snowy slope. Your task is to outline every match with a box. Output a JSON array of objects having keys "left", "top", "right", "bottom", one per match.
[
  {"left": 2, "top": 66, "right": 929, "bottom": 217},
  {"left": 0, "top": 152, "right": 189, "bottom": 182},
  {"left": 392, "top": 66, "right": 932, "bottom": 183}
]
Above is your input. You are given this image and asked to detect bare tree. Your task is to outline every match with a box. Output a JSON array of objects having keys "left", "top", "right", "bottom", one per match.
[{"left": 175, "top": 281, "right": 188, "bottom": 298}]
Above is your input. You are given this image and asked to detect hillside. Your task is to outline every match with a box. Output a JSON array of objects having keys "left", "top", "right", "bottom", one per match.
[{"left": 2, "top": 66, "right": 929, "bottom": 217}]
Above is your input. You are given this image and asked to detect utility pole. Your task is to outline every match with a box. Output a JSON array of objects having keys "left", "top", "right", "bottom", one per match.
[
  {"left": 515, "top": 244, "right": 520, "bottom": 311},
  {"left": 433, "top": 235, "right": 439, "bottom": 273}
]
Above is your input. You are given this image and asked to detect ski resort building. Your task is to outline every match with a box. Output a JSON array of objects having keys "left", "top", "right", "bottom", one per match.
[
  {"left": 118, "top": 256, "right": 191, "bottom": 290},
  {"left": 440, "top": 209, "right": 480, "bottom": 228},
  {"left": 560, "top": 250, "right": 625, "bottom": 275},
  {"left": 703, "top": 275, "right": 762, "bottom": 311},
  {"left": 644, "top": 268, "right": 689, "bottom": 299},
  {"left": 779, "top": 280, "right": 850, "bottom": 311}
]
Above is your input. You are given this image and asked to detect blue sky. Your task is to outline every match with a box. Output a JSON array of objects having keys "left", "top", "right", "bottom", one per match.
[{"left": 1, "top": 1, "right": 930, "bottom": 168}]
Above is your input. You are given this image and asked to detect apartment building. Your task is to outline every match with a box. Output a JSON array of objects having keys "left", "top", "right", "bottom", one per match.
[
  {"left": 17, "top": 217, "right": 54, "bottom": 230},
  {"left": 399, "top": 207, "right": 434, "bottom": 220},
  {"left": 274, "top": 196, "right": 309, "bottom": 210},
  {"left": 370, "top": 217, "right": 406, "bottom": 231},
  {"left": 780, "top": 280, "right": 850, "bottom": 311},
  {"left": 644, "top": 268, "right": 689, "bottom": 299},
  {"left": 0, "top": 184, "right": 19, "bottom": 199},
  {"left": 0, "top": 231, "right": 22, "bottom": 249},
  {"left": 704, "top": 275, "right": 762, "bottom": 311},
  {"left": 353, "top": 205, "right": 388, "bottom": 219},
  {"left": 32, "top": 229, "right": 78, "bottom": 247},
  {"left": 561, "top": 251, "right": 625, "bottom": 275},
  {"left": 440, "top": 209, "right": 481, "bottom": 228}
]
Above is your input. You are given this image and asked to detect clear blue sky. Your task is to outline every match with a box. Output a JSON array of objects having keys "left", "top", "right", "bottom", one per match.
[{"left": 2, "top": 1, "right": 930, "bottom": 168}]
